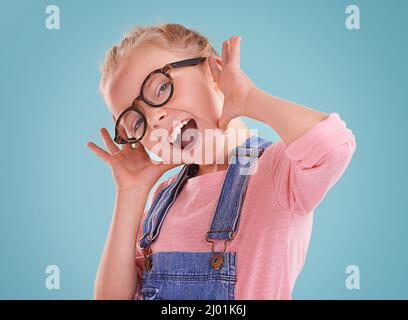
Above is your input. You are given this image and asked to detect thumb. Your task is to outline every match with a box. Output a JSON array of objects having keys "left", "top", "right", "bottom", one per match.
[
  {"left": 218, "top": 100, "right": 239, "bottom": 132},
  {"left": 208, "top": 55, "right": 221, "bottom": 82},
  {"left": 217, "top": 111, "right": 229, "bottom": 132}
]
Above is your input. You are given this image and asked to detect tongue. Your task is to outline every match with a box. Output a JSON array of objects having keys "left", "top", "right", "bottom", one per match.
[{"left": 179, "top": 119, "right": 197, "bottom": 149}]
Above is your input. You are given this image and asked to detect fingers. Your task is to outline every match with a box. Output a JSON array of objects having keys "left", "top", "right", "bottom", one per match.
[
  {"left": 86, "top": 141, "right": 111, "bottom": 162},
  {"left": 222, "top": 39, "right": 230, "bottom": 65},
  {"left": 117, "top": 125, "right": 132, "bottom": 151},
  {"left": 229, "top": 36, "right": 241, "bottom": 66},
  {"left": 100, "top": 128, "right": 120, "bottom": 154},
  {"left": 222, "top": 36, "right": 241, "bottom": 66}
]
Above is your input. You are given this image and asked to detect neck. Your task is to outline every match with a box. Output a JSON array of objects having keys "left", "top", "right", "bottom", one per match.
[{"left": 195, "top": 117, "right": 252, "bottom": 177}]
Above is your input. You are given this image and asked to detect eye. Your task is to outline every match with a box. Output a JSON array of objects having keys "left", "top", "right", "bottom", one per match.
[
  {"left": 156, "top": 81, "right": 170, "bottom": 98},
  {"left": 133, "top": 117, "right": 143, "bottom": 131}
]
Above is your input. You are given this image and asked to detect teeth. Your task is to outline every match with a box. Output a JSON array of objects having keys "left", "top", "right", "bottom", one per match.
[{"left": 168, "top": 119, "right": 190, "bottom": 144}]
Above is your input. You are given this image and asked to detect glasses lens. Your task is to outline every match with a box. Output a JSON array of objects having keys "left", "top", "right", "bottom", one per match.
[
  {"left": 143, "top": 72, "right": 172, "bottom": 105},
  {"left": 118, "top": 109, "right": 146, "bottom": 142}
]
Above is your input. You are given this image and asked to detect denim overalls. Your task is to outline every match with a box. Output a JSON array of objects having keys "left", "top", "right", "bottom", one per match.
[{"left": 138, "top": 135, "right": 273, "bottom": 300}]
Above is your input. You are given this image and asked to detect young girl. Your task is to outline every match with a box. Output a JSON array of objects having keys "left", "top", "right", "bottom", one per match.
[{"left": 87, "top": 23, "right": 356, "bottom": 300}]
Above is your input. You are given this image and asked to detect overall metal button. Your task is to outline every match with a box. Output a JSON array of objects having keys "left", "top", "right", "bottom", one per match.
[{"left": 210, "top": 253, "right": 224, "bottom": 269}]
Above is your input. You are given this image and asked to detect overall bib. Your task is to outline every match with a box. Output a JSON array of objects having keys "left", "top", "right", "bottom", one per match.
[{"left": 138, "top": 135, "right": 273, "bottom": 300}]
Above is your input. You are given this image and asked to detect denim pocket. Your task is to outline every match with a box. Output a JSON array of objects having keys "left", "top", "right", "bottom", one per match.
[{"left": 140, "top": 286, "right": 160, "bottom": 300}]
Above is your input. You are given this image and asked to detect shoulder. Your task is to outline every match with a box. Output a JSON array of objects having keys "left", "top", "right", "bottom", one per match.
[{"left": 151, "top": 167, "right": 182, "bottom": 199}]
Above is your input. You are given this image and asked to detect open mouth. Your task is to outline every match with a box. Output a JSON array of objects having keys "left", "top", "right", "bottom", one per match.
[{"left": 169, "top": 118, "right": 198, "bottom": 150}]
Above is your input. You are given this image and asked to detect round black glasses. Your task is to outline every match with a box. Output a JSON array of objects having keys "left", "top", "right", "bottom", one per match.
[{"left": 113, "top": 56, "right": 207, "bottom": 144}]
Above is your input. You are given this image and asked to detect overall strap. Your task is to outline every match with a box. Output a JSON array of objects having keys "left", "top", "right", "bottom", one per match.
[
  {"left": 206, "top": 135, "right": 273, "bottom": 241},
  {"left": 139, "top": 163, "right": 199, "bottom": 249}
]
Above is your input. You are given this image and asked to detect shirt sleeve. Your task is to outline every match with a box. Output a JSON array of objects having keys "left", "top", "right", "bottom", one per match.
[{"left": 271, "top": 112, "right": 357, "bottom": 215}]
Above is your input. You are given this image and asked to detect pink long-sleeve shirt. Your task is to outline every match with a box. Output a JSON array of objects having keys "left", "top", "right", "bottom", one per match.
[{"left": 134, "top": 112, "right": 356, "bottom": 299}]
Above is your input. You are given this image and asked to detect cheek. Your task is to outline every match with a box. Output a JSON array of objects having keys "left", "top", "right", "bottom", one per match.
[{"left": 176, "top": 79, "right": 222, "bottom": 124}]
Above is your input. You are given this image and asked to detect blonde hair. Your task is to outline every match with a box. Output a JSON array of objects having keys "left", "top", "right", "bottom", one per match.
[{"left": 98, "top": 22, "right": 220, "bottom": 97}]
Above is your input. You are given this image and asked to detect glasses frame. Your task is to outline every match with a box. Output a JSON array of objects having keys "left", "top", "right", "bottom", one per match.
[{"left": 113, "top": 56, "right": 207, "bottom": 144}]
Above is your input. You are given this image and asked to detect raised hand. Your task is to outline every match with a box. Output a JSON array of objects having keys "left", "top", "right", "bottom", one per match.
[
  {"left": 86, "top": 125, "right": 179, "bottom": 192},
  {"left": 208, "top": 35, "right": 257, "bottom": 131}
]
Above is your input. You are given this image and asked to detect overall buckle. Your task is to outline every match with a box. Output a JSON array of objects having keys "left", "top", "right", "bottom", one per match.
[
  {"left": 205, "top": 230, "right": 236, "bottom": 270},
  {"left": 142, "top": 233, "right": 153, "bottom": 272}
]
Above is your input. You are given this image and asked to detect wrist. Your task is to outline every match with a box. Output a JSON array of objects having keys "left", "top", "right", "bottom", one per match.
[
  {"left": 115, "top": 185, "right": 151, "bottom": 197},
  {"left": 241, "top": 85, "right": 259, "bottom": 118}
]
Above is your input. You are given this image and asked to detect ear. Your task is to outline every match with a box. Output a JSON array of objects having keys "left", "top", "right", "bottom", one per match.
[
  {"left": 213, "top": 55, "right": 222, "bottom": 67},
  {"left": 207, "top": 55, "right": 222, "bottom": 83}
]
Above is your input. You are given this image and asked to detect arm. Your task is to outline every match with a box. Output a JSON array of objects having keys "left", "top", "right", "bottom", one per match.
[
  {"left": 242, "top": 86, "right": 329, "bottom": 147},
  {"left": 87, "top": 126, "right": 177, "bottom": 300},
  {"left": 209, "top": 36, "right": 356, "bottom": 214},
  {"left": 243, "top": 88, "right": 356, "bottom": 214},
  {"left": 94, "top": 187, "right": 150, "bottom": 300},
  {"left": 239, "top": 82, "right": 358, "bottom": 214}
]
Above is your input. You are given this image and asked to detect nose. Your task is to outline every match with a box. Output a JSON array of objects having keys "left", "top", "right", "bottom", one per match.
[{"left": 147, "top": 108, "right": 168, "bottom": 130}]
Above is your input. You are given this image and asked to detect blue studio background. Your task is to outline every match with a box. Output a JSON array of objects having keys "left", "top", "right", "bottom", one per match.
[{"left": 0, "top": 0, "right": 406, "bottom": 299}]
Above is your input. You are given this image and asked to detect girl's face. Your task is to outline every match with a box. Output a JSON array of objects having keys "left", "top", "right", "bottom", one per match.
[{"left": 104, "top": 45, "right": 225, "bottom": 164}]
